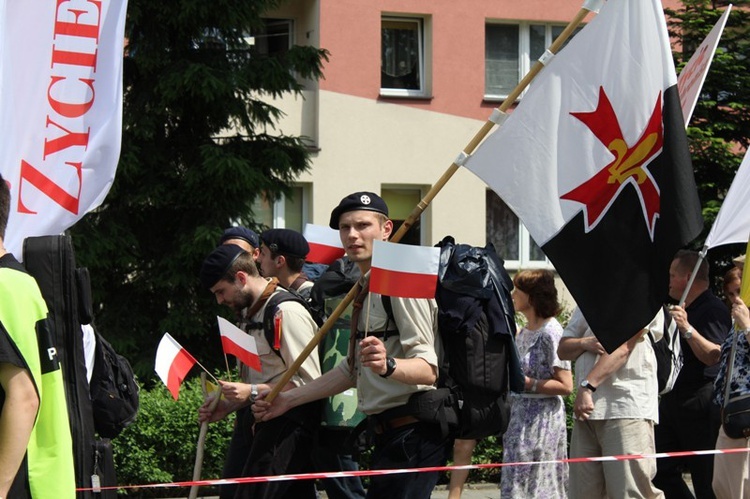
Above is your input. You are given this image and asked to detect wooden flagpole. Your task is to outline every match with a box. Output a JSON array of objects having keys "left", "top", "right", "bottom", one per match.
[
  {"left": 189, "top": 373, "right": 222, "bottom": 499},
  {"left": 264, "top": 4, "right": 596, "bottom": 404}
]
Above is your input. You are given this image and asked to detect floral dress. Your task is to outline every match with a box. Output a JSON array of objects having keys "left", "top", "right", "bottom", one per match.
[{"left": 501, "top": 318, "right": 571, "bottom": 498}]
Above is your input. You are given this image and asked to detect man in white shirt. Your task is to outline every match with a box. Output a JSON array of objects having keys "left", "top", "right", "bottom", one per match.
[{"left": 558, "top": 308, "right": 665, "bottom": 499}]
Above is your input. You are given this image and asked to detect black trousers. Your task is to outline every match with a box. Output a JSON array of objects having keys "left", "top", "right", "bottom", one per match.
[
  {"left": 653, "top": 382, "right": 720, "bottom": 499},
  {"left": 234, "top": 402, "right": 320, "bottom": 499}
]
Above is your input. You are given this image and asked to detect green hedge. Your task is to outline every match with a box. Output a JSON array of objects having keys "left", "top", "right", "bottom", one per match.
[{"left": 111, "top": 377, "right": 234, "bottom": 497}]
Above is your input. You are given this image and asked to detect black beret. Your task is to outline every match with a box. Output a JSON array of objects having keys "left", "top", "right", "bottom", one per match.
[
  {"left": 329, "top": 192, "right": 389, "bottom": 229},
  {"left": 200, "top": 244, "right": 246, "bottom": 289},
  {"left": 218, "top": 226, "right": 259, "bottom": 249},
  {"left": 260, "top": 229, "right": 310, "bottom": 259}
]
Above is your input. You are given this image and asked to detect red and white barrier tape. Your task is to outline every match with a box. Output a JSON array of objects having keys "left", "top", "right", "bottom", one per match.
[{"left": 76, "top": 447, "right": 750, "bottom": 492}]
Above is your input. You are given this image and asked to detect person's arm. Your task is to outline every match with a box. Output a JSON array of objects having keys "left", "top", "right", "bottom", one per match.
[
  {"left": 731, "top": 296, "right": 750, "bottom": 332},
  {"left": 557, "top": 335, "right": 605, "bottom": 361},
  {"left": 526, "top": 367, "right": 573, "bottom": 396},
  {"left": 359, "top": 335, "right": 437, "bottom": 385},
  {"left": 0, "top": 363, "right": 39, "bottom": 496},
  {"left": 252, "top": 363, "right": 355, "bottom": 422},
  {"left": 670, "top": 304, "right": 722, "bottom": 365},
  {"left": 558, "top": 308, "right": 606, "bottom": 361},
  {"left": 573, "top": 329, "right": 644, "bottom": 420}
]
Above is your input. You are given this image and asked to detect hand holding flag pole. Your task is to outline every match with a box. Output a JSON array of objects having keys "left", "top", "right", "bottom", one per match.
[
  {"left": 188, "top": 373, "right": 222, "bottom": 499},
  {"left": 262, "top": 1, "right": 599, "bottom": 405}
]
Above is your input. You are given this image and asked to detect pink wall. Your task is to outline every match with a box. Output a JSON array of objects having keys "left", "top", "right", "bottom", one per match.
[
  {"left": 319, "top": 0, "right": 594, "bottom": 121},
  {"left": 318, "top": 0, "right": 687, "bottom": 122}
]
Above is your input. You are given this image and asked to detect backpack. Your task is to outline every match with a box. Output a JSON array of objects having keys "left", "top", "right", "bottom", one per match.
[
  {"left": 247, "top": 287, "right": 320, "bottom": 357},
  {"left": 381, "top": 236, "right": 524, "bottom": 440},
  {"left": 89, "top": 327, "right": 139, "bottom": 438},
  {"left": 309, "top": 258, "right": 367, "bottom": 432},
  {"left": 648, "top": 305, "right": 682, "bottom": 395}
]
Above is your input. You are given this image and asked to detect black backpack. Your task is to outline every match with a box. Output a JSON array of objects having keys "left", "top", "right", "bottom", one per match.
[
  {"left": 247, "top": 287, "right": 320, "bottom": 357},
  {"left": 89, "top": 327, "right": 139, "bottom": 438},
  {"left": 382, "top": 236, "right": 524, "bottom": 440},
  {"left": 648, "top": 305, "right": 682, "bottom": 395}
]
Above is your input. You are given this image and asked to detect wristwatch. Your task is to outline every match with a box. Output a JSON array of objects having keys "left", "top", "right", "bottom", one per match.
[
  {"left": 380, "top": 357, "right": 397, "bottom": 378},
  {"left": 580, "top": 379, "right": 597, "bottom": 392},
  {"left": 682, "top": 326, "right": 694, "bottom": 340},
  {"left": 250, "top": 384, "right": 258, "bottom": 404}
]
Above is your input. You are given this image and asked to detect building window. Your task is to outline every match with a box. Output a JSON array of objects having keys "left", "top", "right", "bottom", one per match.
[
  {"left": 381, "top": 187, "right": 423, "bottom": 246},
  {"left": 486, "top": 190, "right": 550, "bottom": 269},
  {"left": 252, "top": 19, "right": 293, "bottom": 58},
  {"left": 485, "top": 22, "right": 581, "bottom": 99},
  {"left": 381, "top": 17, "right": 427, "bottom": 97},
  {"left": 252, "top": 184, "right": 310, "bottom": 232}
]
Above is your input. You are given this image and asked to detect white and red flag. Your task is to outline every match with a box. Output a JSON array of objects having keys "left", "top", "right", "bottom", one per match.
[
  {"left": 217, "top": 316, "right": 262, "bottom": 372},
  {"left": 464, "top": 0, "right": 703, "bottom": 352},
  {"left": 304, "top": 223, "right": 345, "bottom": 265},
  {"left": 704, "top": 147, "right": 750, "bottom": 250},
  {"left": 155, "top": 333, "right": 197, "bottom": 400},
  {"left": 0, "top": 0, "right": 128, "bottom": 258},
  {"left": 677, "top": 5, "right": 732, "bottom": 127},
  {"left": 370, "top": 240, "right": 439, "bottom": 299}
]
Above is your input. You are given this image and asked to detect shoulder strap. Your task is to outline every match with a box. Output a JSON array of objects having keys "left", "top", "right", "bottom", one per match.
[
  {"left": 261, "top": 289, "right": 309, "bottom": 355},
  {"left": 368, "top": 295, "right": 399, "bottom": 340}
]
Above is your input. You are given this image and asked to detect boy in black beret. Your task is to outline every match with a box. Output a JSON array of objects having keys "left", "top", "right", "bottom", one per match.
[
  {"left": 258, "top": 229, "right": 312, "bottom": 296},
  {"left": 218, "top": 226, "right": 260, "bottom": 261},
  {"left": 254, "top": 191, "right": 450, "bottom": 499}
]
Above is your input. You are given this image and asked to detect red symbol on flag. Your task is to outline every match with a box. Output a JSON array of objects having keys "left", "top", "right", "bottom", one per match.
[{"left": 561, "top": 86, "right": 663, "bottom": 238}]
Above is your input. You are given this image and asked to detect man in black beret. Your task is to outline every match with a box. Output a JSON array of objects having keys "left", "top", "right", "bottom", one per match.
[
  {"left": 219, "top": 226, "right": 260, "bottom": 261},
  {"left": 255, "top": 191, "right": 450, "bottom": 499},
  {"left": 258, "top": 229, "right": 313, "bottom": 297},
  {"left": 198, "top": 245, "right": 322, "bottom": 499}
]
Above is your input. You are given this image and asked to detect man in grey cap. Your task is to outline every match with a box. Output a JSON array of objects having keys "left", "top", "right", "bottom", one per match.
[
  {"left": 253, "top": 191, "right": 450, "bottom": 499},
  {"left": 198, "top": 244, "right": 322, "bottom": 499}
]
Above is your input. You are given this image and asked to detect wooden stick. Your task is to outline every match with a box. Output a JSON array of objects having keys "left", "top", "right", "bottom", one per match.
[
  {"left": 265, "top": 6, "right": 593, "bottom": 403},
  {"left": 189, "top": 372, "right": 222, "bottom": 499}
]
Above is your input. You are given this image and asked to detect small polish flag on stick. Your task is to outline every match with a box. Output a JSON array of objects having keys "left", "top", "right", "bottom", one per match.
[
  {"left": 155, "top": 333, "right": 198, "bottom": 400},
  {"left": 304, "top": 223, "right": 345, "bottom": 265},
  {"left": 218, "top": 317, "right": 262, "bottom": 372},
  {"left": 370, "top": 240, "right": 440, "bottom": 299}
]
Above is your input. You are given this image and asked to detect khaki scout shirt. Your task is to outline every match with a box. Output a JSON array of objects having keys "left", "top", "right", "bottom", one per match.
[{"left": 337, "top": 292, "right": 440, "bottom": 415}]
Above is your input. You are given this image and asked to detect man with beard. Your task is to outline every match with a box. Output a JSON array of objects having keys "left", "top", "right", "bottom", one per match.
[{"left": 198, "top": 244, "right": 321, "bottom": 499}]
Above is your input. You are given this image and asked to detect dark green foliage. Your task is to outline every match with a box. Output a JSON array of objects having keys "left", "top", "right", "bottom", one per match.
[
  {"left": 111, "top": 377, "right": 234, "bottom": 497},
  {"left": 666, "top": 1, "right": 750, "bottom": 277},
  {"left": 69, "top": 0, "right": 328, "bottom": 379}
]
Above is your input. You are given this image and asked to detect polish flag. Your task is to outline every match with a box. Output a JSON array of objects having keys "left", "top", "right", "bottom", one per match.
[
  {"left": 304, "top": 223, "right": 345, "bottom": 265},
  {"left": 217, "top": 317, "right": 262, "bottom": 372},
  {"left": 155, "top": 333, "right": 197, "bottom": 400},
  {"left": 370, "top": 240, "right": 439, "bottom": 299}
]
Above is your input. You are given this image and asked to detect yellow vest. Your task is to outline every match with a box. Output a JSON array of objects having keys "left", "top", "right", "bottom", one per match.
[{"left": 0, "top": 263, "right": 75, "bottom": 498}]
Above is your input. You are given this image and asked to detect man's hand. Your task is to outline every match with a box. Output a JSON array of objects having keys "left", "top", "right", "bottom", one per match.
[
  {"left": 669, "top": 304, "right": 691, "bottom": 333},
  {"left": 581, "top": 336, "right": 606, "bottom": 355},
  {"left": 359, "top": 335, "right": 388, "bottom": 376},
  {"left": 252, "top": 390, "right": 291, "bottom": 422},
  {"left": 198, "top": 394, "right": 233, "bottom": 423},
  {"left": 220, "top": 380, "right": 252, "bottom": 403},
  {"left": 573, "top": 388, "right": 595, "bottom": 421}
]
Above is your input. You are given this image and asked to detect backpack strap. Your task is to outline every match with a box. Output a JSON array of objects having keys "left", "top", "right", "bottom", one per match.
[
  {"left": 246, "top": 289, "right": 309, "bottom": 358},
  {"left": 354, "top": 295, "right": 400, "bottom": 341}
]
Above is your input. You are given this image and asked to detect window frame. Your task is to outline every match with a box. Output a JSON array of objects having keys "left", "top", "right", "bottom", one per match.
[
  {"left": 486, "top": 190, "right": 552, "bottom": 271},
  {"left": 380, "top": 15, "right": 430, "bottom": 98},
  {"left": 484, "top": 21, "right": 577, "bottom": 101}
]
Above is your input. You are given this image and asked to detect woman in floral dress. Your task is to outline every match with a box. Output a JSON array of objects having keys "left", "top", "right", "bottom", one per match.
[{"left": 501, "top": 269, "right": 573, "bottom": 498}]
